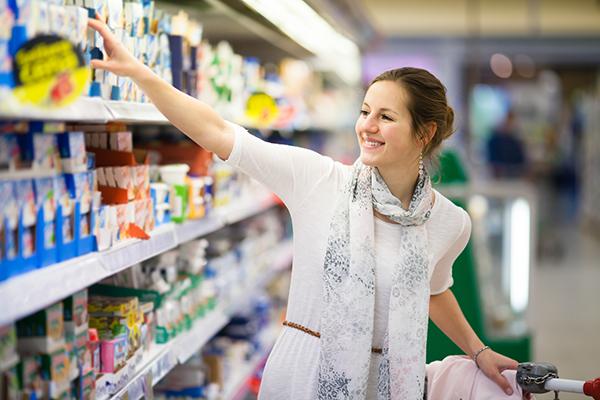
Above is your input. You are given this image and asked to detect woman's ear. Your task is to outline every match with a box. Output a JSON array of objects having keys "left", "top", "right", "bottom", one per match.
[
  {"left": 419, "top": 122, "right": 437, "bottom": 149},
  {"left": 425, "top": 122, "right": 437, "bottom": 145}
]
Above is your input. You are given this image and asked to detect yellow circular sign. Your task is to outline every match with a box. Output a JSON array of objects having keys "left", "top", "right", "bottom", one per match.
[
  {"left": 12, "top": 35, "right": 90, "bottom": 108},
  {"left": 245, "top": 92, "right": 279, "bottom": 128}
]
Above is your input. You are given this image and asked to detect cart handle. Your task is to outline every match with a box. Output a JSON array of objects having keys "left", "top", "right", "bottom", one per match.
[{"left": 584, "top": 377, "right": 600, "bottom": 400}]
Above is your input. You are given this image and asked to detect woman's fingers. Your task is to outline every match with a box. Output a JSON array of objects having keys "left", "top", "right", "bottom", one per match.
[
  {"left": 499, "top": 355, "right": 519, "bottom": 371},
  {"left": 87, "top": 18, "right": 113, "bottom": 42},
  {"left": 489, "top": 369, "right": 515, "bottom": 396},
  {"left": 90, "top": 59, "right": 110, "bottom": 70}
]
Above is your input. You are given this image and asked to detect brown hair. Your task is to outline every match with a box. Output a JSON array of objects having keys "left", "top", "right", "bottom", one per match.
[{"left": 369, "top": 67, "right": 455, "bottom": 159}]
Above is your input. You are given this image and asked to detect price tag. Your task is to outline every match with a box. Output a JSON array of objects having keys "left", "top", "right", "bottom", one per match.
[
  {"left": 144, "top": 371, "right": 154, "bottom": 400},
  {"left": 127, "top": 378, "right": 144, "bottom": 400}
]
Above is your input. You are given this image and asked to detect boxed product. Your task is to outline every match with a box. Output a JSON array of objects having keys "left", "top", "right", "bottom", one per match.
[
  {"left": 0, "top": 135, "right": 20, "bottom": 170},
  {"left": 0, "top": 324, "right": 19, "bottom": 371},
  {"left": 86, "top": 329, "right": 100, "bottom": 375},
  {"left": 99, "top": 334, "right": 127, "bottom": 373},
  {"left": 63, "top": 290, "right": 88, "bottom": 328},
  {"left": 57, "top": 131, "right": 87, "bottom": 173},
  {"left": 0, "top": 181, "right": 18, "bottom": 274},
  {"left": 33, "top": 177, "right": 58, "bottom": 266},
  {"left": 16, "top": 355, "right": 44, "bottom": 400},
  {"left": 108, "top": 131, "right": 132, "bottom": 152},
  {"left": 40, "top": 346, "right": 71, "bottom": 398},
  {"left": 16, "top": 303, "right": 65, "bottom": 354}
]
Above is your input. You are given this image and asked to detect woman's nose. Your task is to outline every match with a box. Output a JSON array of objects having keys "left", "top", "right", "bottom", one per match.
[{"left": 362, "top": 115, "right": 378, "bottom": 132}]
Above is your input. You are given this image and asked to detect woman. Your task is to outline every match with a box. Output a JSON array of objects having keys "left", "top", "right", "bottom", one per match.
[{"left": 88, "top": 18, "right": 523, "bottom": 399}]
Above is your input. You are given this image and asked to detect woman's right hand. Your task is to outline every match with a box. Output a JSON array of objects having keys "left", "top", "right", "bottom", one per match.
[{"left": 87, "top": 18, "right": 146, "bottom": 79}]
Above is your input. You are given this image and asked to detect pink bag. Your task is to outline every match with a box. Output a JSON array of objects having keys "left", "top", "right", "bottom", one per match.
[{"left": 426, "top": 356, "right": 530, "bottom": 400}]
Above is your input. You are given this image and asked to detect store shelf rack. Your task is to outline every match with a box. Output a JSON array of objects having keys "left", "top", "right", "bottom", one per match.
[
  {"left": 96, "top": 239, "right": 293, "bottom": 400},
  {"left": 0, "top": 192, "right": 278, "bottom": 326},
  {"left": 221, "top": 325, "right": 281, "bottom": 400},
  {"left": 0, "top": 97, "right": 169, "bottom": 125}
]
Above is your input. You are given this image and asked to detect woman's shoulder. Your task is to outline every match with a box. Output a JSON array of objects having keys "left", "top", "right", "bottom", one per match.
[{"left": 428, "top": 189, "right": 471, "bottom": 241}]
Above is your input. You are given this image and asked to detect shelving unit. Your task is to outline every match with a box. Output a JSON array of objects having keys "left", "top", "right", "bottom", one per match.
[
  {"left": 0, "top": 192, "right": 278, "bottom": 326},
  {"left": 94, "top": 239, "right": 293, "bottom": 400},
  {"left": 221, "top": 325, "right": 281, "bottom": 400},
  {"left": 0, "top": 97, "right": 168, "bottom": 124},
  {"left": 0, "top": 1, "right": 361, "bottom": 398}
]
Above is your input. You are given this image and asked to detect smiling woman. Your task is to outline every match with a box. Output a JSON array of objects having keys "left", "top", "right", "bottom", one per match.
[
  {"left": 87, "top": 16, "right": 524, "bottom": 399},
  {"left": 356, "top": 68, "right": 456, "bottom": 207}
]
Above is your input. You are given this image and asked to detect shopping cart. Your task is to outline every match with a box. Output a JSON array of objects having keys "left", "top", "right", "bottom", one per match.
[{"left": 517, "top": 362, "right": 600, "bottom": 399}]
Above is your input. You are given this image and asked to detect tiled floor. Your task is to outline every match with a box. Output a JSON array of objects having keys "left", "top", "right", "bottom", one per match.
[{"left": 529, "top": 225, "right": 600, "bottom": 399}]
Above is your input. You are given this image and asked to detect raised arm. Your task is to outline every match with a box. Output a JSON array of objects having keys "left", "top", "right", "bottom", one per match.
[{"left": 87, "top": 18, "right": 233, "bottom": 160}]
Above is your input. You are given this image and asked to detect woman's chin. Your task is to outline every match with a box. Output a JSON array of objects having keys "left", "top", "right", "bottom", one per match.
[{"left": 359, "top": 153, "right": 379, "bottom": 167}]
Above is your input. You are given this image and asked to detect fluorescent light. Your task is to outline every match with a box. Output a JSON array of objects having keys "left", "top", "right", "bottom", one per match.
[
  {"left": 509, "top": 198, "right": 530, "bottom": 313},
  {"left": 240, "top": 0, "right": 360, "bottom": 84}
]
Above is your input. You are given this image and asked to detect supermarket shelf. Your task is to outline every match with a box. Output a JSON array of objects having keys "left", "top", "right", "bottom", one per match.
[
  {"left": 0, "top": 95, "right": 284, "bottom": 129},
  {"left": 174, "top": 310, "right": 231, "bottom": 365},
  {"left": 0, "top": 96, "right": 112, "bottom": 122},
  {"left": 0, "top": 193, "right": 279, "bottom": 325},
  {"left": 175, "top": 214, "right": 224, "bottom": 245},
  {"left": 0, "top": 253, "right": 106, "bottom": 326},
  {"left": 102, "top": 223, "right": 178, "bottom": 274},
  {"left": 98, "top": 239, "right": 292, "bottom": 400},
  {"left": 0, "top": 169, "right": 58, "bottom": 181},
  {"left": 104, "top": 101, "right": 169, "bottom": 124},
  {"left": 219, "top": 193, "right": 280, "bottom": 225},
  {"left": 222, "top": 325, "right": 281, "bottom": 400},
  {"left": 0, "top": 96, "right": 172, "bottom": 124}
]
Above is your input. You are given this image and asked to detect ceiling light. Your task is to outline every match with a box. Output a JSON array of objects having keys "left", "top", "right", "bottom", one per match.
[
  {"left": 240, "top": 0, "right": 360, "bottom": 85},
  {"left": 490, "top": 53, "right": 512, "bottom": 79}
]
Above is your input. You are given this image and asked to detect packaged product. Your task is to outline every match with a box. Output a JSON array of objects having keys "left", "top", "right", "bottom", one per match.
[{"left": 16, "top": 303, "right": 65, "bottom": 354}]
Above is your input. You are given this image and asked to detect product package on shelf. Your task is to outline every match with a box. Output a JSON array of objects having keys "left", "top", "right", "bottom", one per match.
[
  {"left": 92, "top": 231, "right": 214, "bottom": 346},
  {"left": 0, "top": 324, "right": 20, "bottom": 400},
  {"left": 141, "top": 138, "right": 214, "bottom": 223},
  {"left": 0, "top": 324, "right": 19, "bottom": 372},
  {"left": 85, "top": 127, "right": 154, "bottom": 246},
  {"left": 155, "top": 289, "right": 286, "bottom": 400}
]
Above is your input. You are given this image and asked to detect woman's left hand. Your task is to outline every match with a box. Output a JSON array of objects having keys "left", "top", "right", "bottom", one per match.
[{"left": 475, "top": 349, "right": 519, "bottom": 396}]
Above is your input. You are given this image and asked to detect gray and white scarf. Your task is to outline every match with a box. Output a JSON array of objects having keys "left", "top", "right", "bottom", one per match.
[{"left": 318, "top": 160, "right": 434, "bottom": 400}]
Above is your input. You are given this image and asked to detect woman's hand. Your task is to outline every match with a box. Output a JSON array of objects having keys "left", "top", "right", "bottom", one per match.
[
  {"left": 475, "top": 348, "right": 519, "bottom": 395},
  {"left": 87, "top": 18, "right": 146, "bottom": 79}
]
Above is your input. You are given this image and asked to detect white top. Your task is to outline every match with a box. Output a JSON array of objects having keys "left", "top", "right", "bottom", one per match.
[{"left": 224, "top": 123, "right": 471, "bottom": 399}]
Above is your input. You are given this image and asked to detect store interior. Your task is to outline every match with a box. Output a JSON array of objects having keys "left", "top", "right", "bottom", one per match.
[{"left": 0, "top": 0, "right": 599, "bottom": 399}]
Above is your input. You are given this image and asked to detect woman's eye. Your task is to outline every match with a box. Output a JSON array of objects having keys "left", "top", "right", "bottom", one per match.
[
  {"left": 359, "top": 110, "right": 368, "bottom": 116},
  {"left": 382, "top": 115, "right": 393, "bottom": 121}
]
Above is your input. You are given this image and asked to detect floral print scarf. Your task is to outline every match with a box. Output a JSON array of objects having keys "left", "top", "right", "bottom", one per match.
[{"left": 318, "top": 160, "right": 434, "bottom": 399}]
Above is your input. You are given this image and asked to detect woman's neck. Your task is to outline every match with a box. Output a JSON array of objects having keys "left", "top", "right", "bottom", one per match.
[{"left": 377, "top": 163, "right": 420, "bottom": 209}]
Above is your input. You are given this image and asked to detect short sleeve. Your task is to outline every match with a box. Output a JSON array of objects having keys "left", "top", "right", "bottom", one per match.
[
  {"left": 429, "top": 208, "right": 471, "bottom": 295},
  {"left": 222, "top": 121, "right": 344, "bottom": 212}
]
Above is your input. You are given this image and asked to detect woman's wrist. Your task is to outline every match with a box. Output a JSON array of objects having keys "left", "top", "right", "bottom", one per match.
[
  {"left": 472, "top": 345, "right": 491, "bottom": 368},
  {"left": 130, "top": 62, "right": 154, "bottom": 85}
]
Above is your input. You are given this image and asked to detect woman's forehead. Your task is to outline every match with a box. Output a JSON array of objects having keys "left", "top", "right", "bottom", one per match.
[{"left": 364, "top": 81, "right": 409, "bottom": 111}]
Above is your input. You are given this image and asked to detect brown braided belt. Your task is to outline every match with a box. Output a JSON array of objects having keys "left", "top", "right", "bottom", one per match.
[{"left": 283, "top": 320, "right": 383, "bottom": 354}]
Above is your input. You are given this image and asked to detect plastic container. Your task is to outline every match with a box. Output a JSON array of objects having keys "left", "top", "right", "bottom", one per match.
[{"left": 159, "top": 164, "right": 189, "bottom": 185}]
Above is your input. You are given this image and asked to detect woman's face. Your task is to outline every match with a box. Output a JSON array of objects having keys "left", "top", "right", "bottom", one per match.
[{"left": 355, "top": 80, "right": 421, "bottom": 169}]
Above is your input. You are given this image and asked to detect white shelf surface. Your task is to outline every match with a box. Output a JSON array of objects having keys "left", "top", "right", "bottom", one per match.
[
  {"left": 0, "top": 97, "right": 113, "bottom": 123},
  {"left": 0, "top": 193, "right": 278, "bottom": 325},
  {"left": 95, "top": 239, "right": 292, "bottom": 400},
  {"left": 0, "top": 96, "right": 171, "bottom": 124}
]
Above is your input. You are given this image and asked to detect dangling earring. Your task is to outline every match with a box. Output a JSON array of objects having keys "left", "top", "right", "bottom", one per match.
[{"left": 418, "top": 151, "right": 425, "bottom": 177}]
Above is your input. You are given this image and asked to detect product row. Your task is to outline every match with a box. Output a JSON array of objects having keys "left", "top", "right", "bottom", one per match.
[
  {"left": 0, "top": 209, "right": 290, "bottom": 400},
  {"left": 0, "top": 0, "right": 311, "bottom": 128},
  {"left": 0, "top": 120, "right": 245, "bottom": 282}
]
